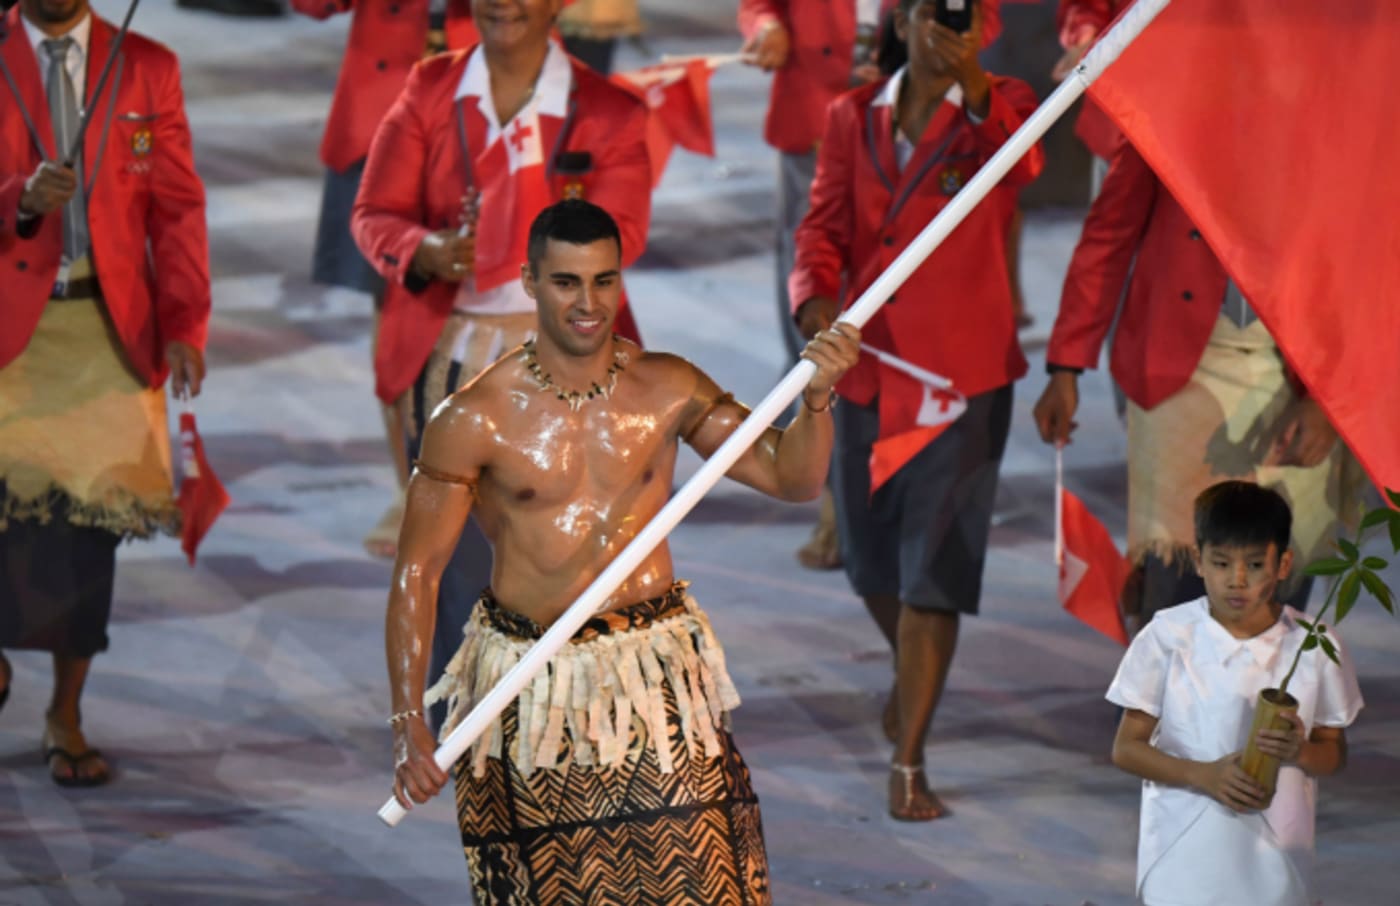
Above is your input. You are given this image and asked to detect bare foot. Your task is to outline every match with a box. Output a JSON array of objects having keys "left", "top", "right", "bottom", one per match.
[
  {"left": 43, "top": 712, "right": 111, "bottom": 787},
  {"left": 796, "top": 490, "right": 842, "bottom": 570},
  {"left": 881, "top": 686, "right": 898, "bottom": 745},
  {"left": 889, "top": 763, "right": 947, "bottom": 821}
]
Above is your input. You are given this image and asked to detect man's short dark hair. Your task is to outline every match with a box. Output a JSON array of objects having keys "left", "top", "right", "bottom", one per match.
[
  {"left": 1194, "top": 480, "right": 1292, "bottom": 553},
  {"left": 526, "top": 200, "right": 622, "bottom": 274}
]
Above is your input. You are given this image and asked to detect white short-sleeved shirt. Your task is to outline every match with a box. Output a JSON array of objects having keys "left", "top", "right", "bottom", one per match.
[{"left": 1106, "top": 597, "right": 1363, "bottom": 905}]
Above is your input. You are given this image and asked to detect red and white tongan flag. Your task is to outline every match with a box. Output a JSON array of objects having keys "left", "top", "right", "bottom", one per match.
[
  {"left": 1055, "top": 446, "right": 1129, "bottom": 645},
  {"left": 613, "top": 57, "right": 719, "bottom": 187},
  {"left": 1090, "top": 0, "right": 1400, "bottom": 494},
  {"left": 861, "top": 344, "right": 967, "bottom": 493},
  {"left": 177, "top": 410, "right": 230, "bottom": 566},
  {"left": 472, "top": 112, "right": 553, "bottom": 292}
]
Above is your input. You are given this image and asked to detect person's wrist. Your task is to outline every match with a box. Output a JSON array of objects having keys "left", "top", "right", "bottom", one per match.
[{"left": 803, "top": 388, "right": 835, "bottom": 413}]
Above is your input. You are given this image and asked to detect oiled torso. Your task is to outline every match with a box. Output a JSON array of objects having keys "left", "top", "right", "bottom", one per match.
[{"left": 463, "top": 347, "right": 697, "bottom": 626}]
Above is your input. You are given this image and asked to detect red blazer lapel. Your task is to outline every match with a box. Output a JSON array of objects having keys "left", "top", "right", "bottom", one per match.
[
  {"left": 866, "top": 100, "right": 900, "bottom": 198},
  {"left": 81, "top": 14, "right": 118, "bottom": 182},
  {"left": 892, "top": 100, "right": 963, "bottom": 200},
  {"left": 1, "top": 7, "right": 57, "bottom": 160}
]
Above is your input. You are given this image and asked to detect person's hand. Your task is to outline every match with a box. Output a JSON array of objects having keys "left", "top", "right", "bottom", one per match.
[
  {"left": 392, "top": 715, "right": 450, "bottom": 810},
  {"left": 1194, "top": 752, "right": 1270, "bottom": 813},
  {"left": 852, "top": 61, "right": 882, "bottom": 86},
  {"left": 166, "top": 341, "right": 206, "bottom": 400},
  {"left": 411, "top": 230, "right": 475, "bottom": 283},
  {"left": 741, "top": 20, "right": 790, "bottom": 71},
  {"left": 1266, "top": 398, "right": 1338, "bottom": 468},
  {"left": 1051, "top": 37, "right": 1094, "bottom": 82},
  {"left": 796, "top": 295, "right": 838, "bottom": 340},
  {"left": 1032, "top": 372, "right": 1079, "bottom": 446},
  {"left": 799, "top": 322, "right": 860, "bottom": 409},
  {"left": 19, "top": 161, "right": 78, "bottom": 217},
  {"left": 925, "top": 10, "right": 990, "bottom": 116},
  {"left": 1254, "top": 711, "right": 1306, "bottom": 764}
]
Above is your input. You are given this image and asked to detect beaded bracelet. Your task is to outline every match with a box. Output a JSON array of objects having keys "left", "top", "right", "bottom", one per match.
[
  {"left": 387, "top": 708, "right": 423, "bottom": 727},
  {"left": 802, "top": 389, "right": 836, "bottom": 413}
]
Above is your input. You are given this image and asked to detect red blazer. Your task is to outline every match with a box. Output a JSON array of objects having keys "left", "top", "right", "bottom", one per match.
[
  {"left": 739, "top": 1, "right": 1005, "bottom": 155},
  {"left": 291, "top": 0, "right": 477, "bottom": 173},
  {"left": 790, "top": 75, "right": 1043, "bottom": 404},
  {"left": 1048, "top": 142, "right": 1228, "bottom": 409},
  {"left": 0, "top": 9, "right": 210, "bottom": 386},
  {"left": 1056, "top": 0, "right": 1129, "bottom": 159},
  {"left": 352, "top": 47, "right": 652, "bottom": 404},
  {"left": 738, "top": 0, "right": 857, "bottom": 155}
]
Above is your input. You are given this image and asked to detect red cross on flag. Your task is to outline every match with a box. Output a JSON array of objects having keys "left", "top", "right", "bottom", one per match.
[
  {"left": 1055, "top": 447, "right": 1130, "bottom": 645},
  {"left": 861, "top": 345, "right": 967, "bottom": 492},
  {"left": 503, "top": 115, "right": 543, "bottom": 172},
  {"left": 472, "top": 110, "right": 553, "bottom": 292}
]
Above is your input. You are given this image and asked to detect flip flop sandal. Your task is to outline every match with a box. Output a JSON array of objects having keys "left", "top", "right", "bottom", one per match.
[{"left": 44, "top": 746, "right": 111, "bottom": 788}]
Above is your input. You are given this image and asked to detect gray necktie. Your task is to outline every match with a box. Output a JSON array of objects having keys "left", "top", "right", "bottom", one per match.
[{"left": 43, "top": 37, "right": 88, "bottom": 261}]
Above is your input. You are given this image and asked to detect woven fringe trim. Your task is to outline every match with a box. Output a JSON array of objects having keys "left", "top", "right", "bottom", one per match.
[
  {"left": 0, "top": 484, "right": 180, "bottom": 540},
  {"left": 425, "top": 597, "right": 742, "bottom": 779}
]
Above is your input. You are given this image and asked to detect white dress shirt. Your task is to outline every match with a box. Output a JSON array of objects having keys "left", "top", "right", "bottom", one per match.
[{"left": 1107, "top": 598, "right": 1363, "bottom": 905}]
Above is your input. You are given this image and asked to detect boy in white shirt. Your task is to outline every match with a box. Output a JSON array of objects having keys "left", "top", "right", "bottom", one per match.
[{"left": 1107, "top": 481, "right": 1363, "bottom": 905}]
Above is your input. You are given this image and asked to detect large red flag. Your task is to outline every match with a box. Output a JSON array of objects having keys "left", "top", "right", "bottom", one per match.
[
  {"left": 1058, "top": 477, "right": 1130, "bottom": 645},
  {"left": 177, "top": 411, "right": 231, "bottom": 566},
  {"left": 614, "top": 59, "right": 716, "bottom": 187},
  {"left": 1088, "top": 0, "right": 1400, "bottom": 493}
]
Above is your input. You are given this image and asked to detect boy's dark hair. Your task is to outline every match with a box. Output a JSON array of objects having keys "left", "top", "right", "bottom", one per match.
[
  {"left": 526, "top": 200, "right": 622, "bottom": 275},
  {"left": 1193, "top": 480, "right": 1292, "bottom": 553}
]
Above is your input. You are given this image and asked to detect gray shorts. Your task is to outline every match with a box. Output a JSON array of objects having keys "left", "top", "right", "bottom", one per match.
[{"left": 830, "top": 385, "right": 1013, "bottom": 613}]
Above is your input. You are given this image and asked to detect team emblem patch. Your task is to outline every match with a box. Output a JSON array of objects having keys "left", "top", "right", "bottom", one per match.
[
  {"left": 939, "top": 166, "right": 964, "bottom": 195},
  {"left": 131, "top": 128, "right": 153, "bottom": 157},
  {"left": 563, "top": 181, "right": 585, "bottom": 200}
]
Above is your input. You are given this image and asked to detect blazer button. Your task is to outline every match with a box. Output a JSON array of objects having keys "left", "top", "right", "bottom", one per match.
[
  {"left": 1182, "top": 290, "right": 1194, "bottom": 301},
  {"left": 822, "top": 46, "right": 832, "bottom": 56},
  {"left": 377, "top": 60, "right": 388, "bottom": 71},
  {"left": 883, "top": 236, "right": 894, "bottom": 247},
  {"left": 323, "top": 2, "right": 334, "bottom": 12},
  {"left": 1189, "top": 229, "right": 1202, "bottom": 240},
  {"left": 17, "top": 260, "right": 28, "bottom": 271},
  {"left": 389, "top": 2, "right": 400, "bottom": 12}
]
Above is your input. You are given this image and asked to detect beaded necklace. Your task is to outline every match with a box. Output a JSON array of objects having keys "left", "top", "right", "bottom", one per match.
[{"left": 521, "top": 337, "right": 629, "bottom": 411}]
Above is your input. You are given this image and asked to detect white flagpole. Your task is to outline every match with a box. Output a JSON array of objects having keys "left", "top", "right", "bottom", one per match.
[
  {"left": 858, "top": 343, "right": 954, "bottom": 390},
  {"left": 659, "top": 51, "right": 748, "bottom": 69},
  {"left": 378, "top": 0, "right": 1173, "bottom": 827},
  {"left": 1055, "top": 445, "right": 1065, "bottom": 568}
]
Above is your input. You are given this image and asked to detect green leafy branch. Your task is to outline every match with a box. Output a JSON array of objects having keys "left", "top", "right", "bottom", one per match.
[{"left": 1278, "top": 488, "right": 1400, "bottom": 695}]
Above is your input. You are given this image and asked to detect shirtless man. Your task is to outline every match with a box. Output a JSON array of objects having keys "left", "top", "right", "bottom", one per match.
[{"left": 385, "top": 199, "right": 859, "bottom": 904}]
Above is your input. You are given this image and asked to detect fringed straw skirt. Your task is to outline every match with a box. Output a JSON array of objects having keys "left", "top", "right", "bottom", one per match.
[{"left": 425, "top": 582, "right": 772, "bottom": 906}]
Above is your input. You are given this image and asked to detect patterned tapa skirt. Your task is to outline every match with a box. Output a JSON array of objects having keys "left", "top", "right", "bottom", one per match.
[
  {"left": 1126, "top": 314, "right": 1365, "bottom": 605},
  {"left": 0, "top": 257, "right": 176, "bottom": 655},
  {"left": 425, "top": 582, "right": 772, "bottom": 906}
]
